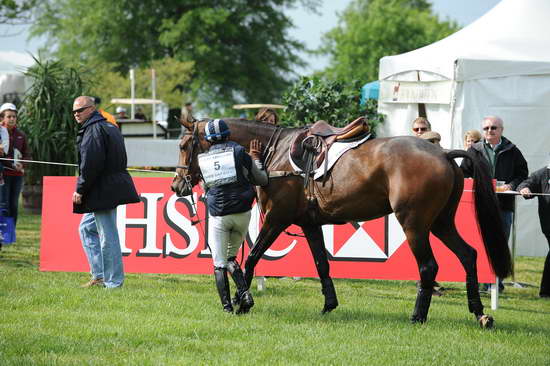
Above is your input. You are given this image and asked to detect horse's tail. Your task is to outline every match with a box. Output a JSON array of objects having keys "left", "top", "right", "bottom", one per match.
[{"left": 446, "top": 150, "right": 512, "bottom": 278}]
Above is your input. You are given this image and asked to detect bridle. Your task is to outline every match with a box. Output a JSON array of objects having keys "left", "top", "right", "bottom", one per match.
[{"left": 175, "top": 122, "right": 204, "bottom": 194}]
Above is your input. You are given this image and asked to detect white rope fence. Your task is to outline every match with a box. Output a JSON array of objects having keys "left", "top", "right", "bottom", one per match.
[{"left": 0, "top": 157, "right": 176, "bottom": 175}]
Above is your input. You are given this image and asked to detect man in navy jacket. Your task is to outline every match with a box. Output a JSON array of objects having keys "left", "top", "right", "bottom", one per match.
[
  {"left": 72, "top": 96, "right": 139, "bottom": 288},
  {"left": 518, "top": 164, "right": 550, "bottom": 298}
]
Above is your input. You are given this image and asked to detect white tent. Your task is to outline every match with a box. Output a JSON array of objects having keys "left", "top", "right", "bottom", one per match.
[{"left": 377, "top": 0, "right": 550, "bottom": 257}]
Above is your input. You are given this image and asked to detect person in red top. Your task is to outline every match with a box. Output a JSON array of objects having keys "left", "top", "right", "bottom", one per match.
[{"left": 0, "top": 103, "right": 31, "bottom": 227}]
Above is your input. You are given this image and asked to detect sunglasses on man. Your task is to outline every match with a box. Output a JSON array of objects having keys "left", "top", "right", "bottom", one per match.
[
  {"left": 413, "top": 127, "right": 428, "bottom": 132},
  {"left": 73, "top": 105, "right": 93, "bottom": 114},
  {"left": 483, "top": 126, "right": 499, "bottom": 131}
]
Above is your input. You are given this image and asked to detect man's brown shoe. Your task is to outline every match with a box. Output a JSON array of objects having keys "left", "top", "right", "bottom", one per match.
[{"left": 81, "top": 278, "right": 104, "bottom": 288}]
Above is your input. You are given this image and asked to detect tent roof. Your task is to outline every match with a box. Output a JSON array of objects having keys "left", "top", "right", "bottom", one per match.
[
  {"left": 379, "top": 0, "right": 550, "bottom": 81},
  {"left": 360, "top": 81, "right": 379, "bottom": 105}
]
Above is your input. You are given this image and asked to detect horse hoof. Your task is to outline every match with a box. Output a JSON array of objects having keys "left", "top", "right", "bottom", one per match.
[
  {"left": 478, "top": 314, "right": 494, "bottom": 329},
  {"left": 321, "top": 301, "right": 338, "bottom": 314},
  {"left": 410, "top": 315, "right": 427, "bottom": 324}
]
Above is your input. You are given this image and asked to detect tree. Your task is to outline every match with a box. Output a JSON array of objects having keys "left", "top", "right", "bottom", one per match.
[
  {"left": 319, "top": 0, "right": 459, "bottom": 83},
  {"left": 30, "top": 0, "right": 320, "bottom": 111},
  {"left": 280, "top": 76, "right": 385, "bottom": 133},
  {"left": 0, "top": 0, "right": 36, "bottom": 24}
]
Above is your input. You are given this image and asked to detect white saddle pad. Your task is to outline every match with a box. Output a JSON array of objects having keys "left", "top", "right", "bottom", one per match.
[{"left": 288, "top": 134, "right": 371, "bottom": 180}]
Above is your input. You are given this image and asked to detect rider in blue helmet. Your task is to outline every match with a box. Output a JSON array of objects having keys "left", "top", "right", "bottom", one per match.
[{"left": 199, "top": 119, "right": 268, "bottom": 314}]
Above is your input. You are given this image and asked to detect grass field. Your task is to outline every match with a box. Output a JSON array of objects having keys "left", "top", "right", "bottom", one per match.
[{"left": 1, "top": 210, "right": 549, "bottom": 365}]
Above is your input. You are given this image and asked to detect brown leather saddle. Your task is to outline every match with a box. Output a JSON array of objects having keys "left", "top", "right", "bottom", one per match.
[{"left": 290, "top": 117, "right": 370, "bottom": 174}]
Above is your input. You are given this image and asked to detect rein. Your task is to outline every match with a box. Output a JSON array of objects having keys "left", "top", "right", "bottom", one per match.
[
  {"left": 262, "top": 126, "right": 302, "bottom": 178},
  {"left": 175, "top": 123, "right": 207, "bottom": 234},
  {"left": 263, "top": 126, "right": 283, "bottom": 169}
]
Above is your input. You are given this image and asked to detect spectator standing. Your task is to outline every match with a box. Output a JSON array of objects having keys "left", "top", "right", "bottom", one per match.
[
  {"left": 0, "top": 103, "right": 29, "bottom": 226},
  {"left": 116, "top": 106, "right": 127, "bottom": 120},
  {"left": 72, "top": 96, "right": 139, "bottom": 288},
  {"left": 255, "top": 108, "right": 279, "bottom": 125},
  {"left": 462, "top": 115, "right": 528, "bottom": 292},
  {"left": 181, "top": 102, "right": 195, "bottom": 122},
  {"left": 200, "top": 119, "right": 268, "bottom": 313},
  {"left": 517, "top": 163, "right": 550, "bottom": 298},
  {"left": 0, "top": 103, "right": 12, "bottom": 186},
  {"left": 464, "top": 129, "right": 482, "bottom": 150},
  {"left": 411, "top": 117, "right": 431, "bottom": 136},
  {"left": 93, "top": 96, "right": 117, "bottom": 127},
  {"left": 180, "top": 102, "right": 196, "bottom": 134},
  {"left": 134, "top": 107, "right": 147, "bottom": 120}
]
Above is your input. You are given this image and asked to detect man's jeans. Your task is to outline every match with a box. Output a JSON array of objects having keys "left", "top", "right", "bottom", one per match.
[{"left": 79, "top": 209, "right": 124, "bottom": 288}]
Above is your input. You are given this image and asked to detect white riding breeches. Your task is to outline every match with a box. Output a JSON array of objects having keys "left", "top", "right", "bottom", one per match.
[{"left": 208, "top": 210, "right": 251, "bottom": 268}]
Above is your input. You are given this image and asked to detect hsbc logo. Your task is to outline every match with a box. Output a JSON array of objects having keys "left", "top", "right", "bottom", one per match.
[
  {"left": 113, "top": 194, "right": 407, "bottom": 262},
  {"left": 322, "top": 214, "right": 407, "bottom": 262}
]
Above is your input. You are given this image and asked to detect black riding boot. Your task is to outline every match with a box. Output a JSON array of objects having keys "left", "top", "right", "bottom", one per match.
[
  {"left": 227, "top": 257, "right": 254, "bottom": 314},
  {"left": 214, "top": 267, "right": 233, "bottom": 313}
]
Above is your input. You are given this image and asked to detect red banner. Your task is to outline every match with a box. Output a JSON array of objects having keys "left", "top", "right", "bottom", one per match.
[{"left": 40, "top": 177, "right": 494, "bottom": 282}]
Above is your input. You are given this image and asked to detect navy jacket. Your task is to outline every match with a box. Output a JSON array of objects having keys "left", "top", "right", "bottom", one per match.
[
  {"left": 517, "top": 167, "right": 550, "bottom": 236},
  {"left": 73, "top": 111, "right": 139, "bottom": 214},
  {"left": 205, "top": 141, "right": 256, "bottom": 217},
  {"left": 462, "top": 136, "right": 528, "bottom": 212}
]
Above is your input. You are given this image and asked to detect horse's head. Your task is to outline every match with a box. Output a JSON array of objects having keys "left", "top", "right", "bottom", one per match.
[{"left": 171, "top": 121, "right": 206, "bottom": 197}]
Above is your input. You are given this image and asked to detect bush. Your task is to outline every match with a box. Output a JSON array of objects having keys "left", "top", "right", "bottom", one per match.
[
  {"left": 18, "top": 58, "right": 87, "bottom": 185},
  {"left": 280, "top": 76, "right": 385, "bottom": 133}
]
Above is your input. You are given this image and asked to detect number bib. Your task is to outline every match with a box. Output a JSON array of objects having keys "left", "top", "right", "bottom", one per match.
[{"left": 198, "top": 148, "right": 238, "bottom": 188}]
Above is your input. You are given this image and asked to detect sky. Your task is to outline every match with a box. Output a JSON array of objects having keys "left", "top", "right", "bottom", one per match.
[{"left": 0, "top": 0, "right": 502, "bottom": 73}]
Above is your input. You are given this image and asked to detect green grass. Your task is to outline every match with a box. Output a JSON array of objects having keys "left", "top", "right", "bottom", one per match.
[{"left": 1, "top": 211, "right": 549, "bottom": 365}]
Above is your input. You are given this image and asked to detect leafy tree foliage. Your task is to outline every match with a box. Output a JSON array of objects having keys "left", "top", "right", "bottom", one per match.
[
  {"left": 30, "top": 0, "right": 320, "bottom": 110},
  {"left": 319, "top": 0, "right": 459, "bottom": 82},
  {"left": 0, "top": 0, "right": 36, "bottom": 24},
  {"left": 280, "top": 76, "right": 385, "bottom": 133}
]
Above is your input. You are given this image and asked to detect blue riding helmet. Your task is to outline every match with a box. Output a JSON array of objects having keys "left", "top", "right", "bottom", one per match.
[{"left": 204, "top": 119, "right": 230, "bottom": 142}]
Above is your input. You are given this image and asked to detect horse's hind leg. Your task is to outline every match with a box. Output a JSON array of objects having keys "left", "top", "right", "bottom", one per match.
[
  {"left": 395, "top": 205, "right": 438, "bottom": 324},
  {"left": 302, "top": 224, "right": 338, "bottom": 314},
  {"left": 406, "top": 229, "right": 439, "bottom": 324},
  {"left": 431, "top": 215, "right": 493, "bottom": 328}
]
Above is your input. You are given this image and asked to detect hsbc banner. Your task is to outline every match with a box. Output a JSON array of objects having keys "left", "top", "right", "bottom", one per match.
[{"left": 40, "top": 177, "right": 495, "bottom": 282}]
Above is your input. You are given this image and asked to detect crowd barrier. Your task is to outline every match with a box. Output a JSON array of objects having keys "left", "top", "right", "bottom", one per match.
[{"left": 40, "top": 177, "right": 495, "bottom": 285}]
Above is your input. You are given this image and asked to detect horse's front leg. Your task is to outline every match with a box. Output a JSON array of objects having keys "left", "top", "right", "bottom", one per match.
[
  {"left": 243, "top": 221, "right": 288, "bottom": 288},
  {"left": 302, "top": 224, "right": 338, "bottom": 314}
]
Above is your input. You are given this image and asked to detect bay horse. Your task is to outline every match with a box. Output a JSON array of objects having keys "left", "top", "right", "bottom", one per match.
[{"left": 171, "top": 118, "right": 511, "bottom": 328}]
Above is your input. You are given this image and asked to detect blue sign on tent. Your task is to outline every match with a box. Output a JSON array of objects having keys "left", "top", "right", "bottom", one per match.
[{"left": 360, "top": 80, "right": 380, "bottom": 105}]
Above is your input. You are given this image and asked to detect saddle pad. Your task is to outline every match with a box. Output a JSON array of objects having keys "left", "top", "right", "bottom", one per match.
[{"left": 288, "top": 133, "right": 371, "bottom": 180}]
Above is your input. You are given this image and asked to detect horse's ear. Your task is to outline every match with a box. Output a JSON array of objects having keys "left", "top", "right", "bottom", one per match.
[{"left": 180, "top": 118, "right": 194, "bottom": 131}]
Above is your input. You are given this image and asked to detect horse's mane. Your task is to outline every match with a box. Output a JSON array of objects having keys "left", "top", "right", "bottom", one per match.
[{"left": 196, "top": 117, "right": 304, "bottom": 143}]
